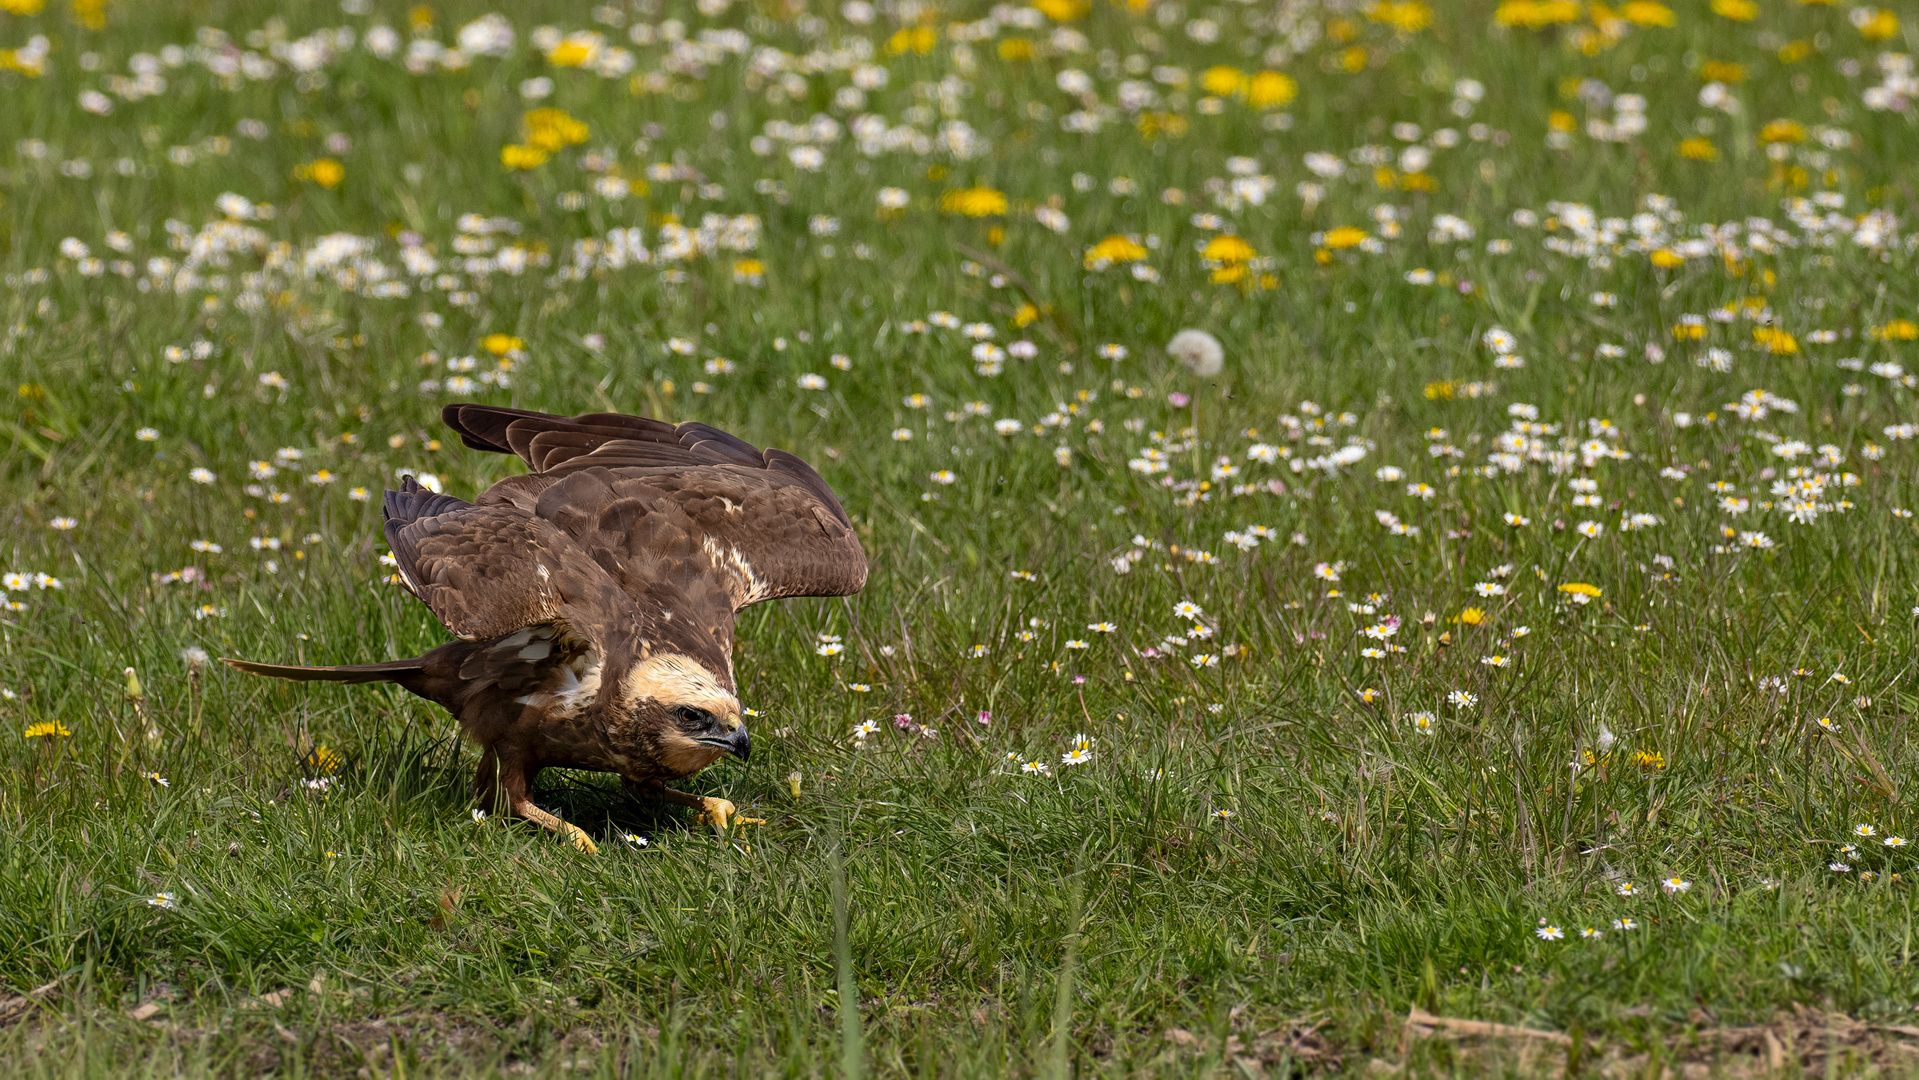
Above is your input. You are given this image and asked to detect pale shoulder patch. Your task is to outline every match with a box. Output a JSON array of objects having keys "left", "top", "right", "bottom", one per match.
[{"left": 700, "top": 535, "right": 772, "bottom": 608}]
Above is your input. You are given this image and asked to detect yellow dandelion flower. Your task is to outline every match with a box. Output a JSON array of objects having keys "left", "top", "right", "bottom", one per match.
[
  {"left": 1200, "top": 66, "right": 1246, "bottom": 97},
  {"left": 1650, "top": 250, "right": 1687, "bottom": 269},
  {"left": 1246, "top": 71, "right": 1298, "bottom": 109},
  {"left": 1701, "top": 60, "right": 1747, "bottom": 82},
  {"left": 303, "top": 745, "right": 343, "bottom": 775},
  {"left": 1455, "top": 607, "right": 1487, "bottom": 626},
  {"left": 1084, "top": 235, "right": 1148, "bottom": 267},
  {"left": 1202, "top": 235, "right": 1258, "bottom": 262},
  {"left": 1494, "top": 0, "right": 1581, "bottom": 28},
  {"left": 1365, "top": 1, "right": 1433, "bottom": 32},
  {"left": 24, "top": 721, "right": 71, "bottom": 739},
  {"left": 1856, "top": 9, "right": 1899, "bottom": 41},
  {"left": 0, "top": 47, "right": 46, "bottom": 76},
  {"left": 997, "top": 38, "right": 1035, "bottom": 61},
  {"left": 1620, "top": 1, "right": 1675, "bottom": 25},
  {"left": 547, "top": 38, "right": 598, "bottom": 67},
  {"left": 1678, "top": 137, "right": 1719, "bottom": 161},
  {"left": 523, "top": 108, "right": 590, "bottom": 151},
  {"left": 939, "top": 186, "right": 1008, "bottom": 217},
  {"left": 1137, "top": 112, "right": 1189, "bottom": 139},
  {"left": 1630, "top": 750, "right": 1667, "bottom": 770},
  {"left": 1753, "top": 327, "right": 1798, "bottom": 354},
  {"left": 1558, "top": 582, "right": 1603, "bottom": 598},
  {"left": 1758, "top": 119, "right": 1806, "bottom": 145},
  {"left": 884, "top": 26, "right": 937, "bottom": 55},
  {"left": 1868, "top": 319, "right": 1919, "bottom": 341},
  {"left": 1032, "top": 0, "right": 1089, "bottom": 20},
  {"left": 481, "top": 334, "right": 524, "bottom": 356},
  {"left": 1711, "top": 0, "right": 1757, "bottom": 20},
  {"left": 297, "top": 159, "right": 345, "bottom": 188},
  {"left": 501, "top": 144, "right": 549, "bottom": 170},
  {"left": 1321, "top": 227, "right": 1367, "bottom": 250}
]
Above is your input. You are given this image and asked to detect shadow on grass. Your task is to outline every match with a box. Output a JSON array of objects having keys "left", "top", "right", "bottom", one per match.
[
  {"left": 344, "top": 723, "right": 775, "bottom": 845},
  {"left": 531, "top": 766, "right": 771, "bottom": 841}
]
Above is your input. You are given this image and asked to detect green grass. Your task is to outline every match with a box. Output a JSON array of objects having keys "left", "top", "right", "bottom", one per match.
[{"left": 4, "top": 0, "right": 1919, "bottom": 1074}]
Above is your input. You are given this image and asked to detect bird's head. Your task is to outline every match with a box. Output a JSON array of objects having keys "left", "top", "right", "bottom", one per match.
[{"left": 618, "top": 652, "right": 750, "bottom": 778}]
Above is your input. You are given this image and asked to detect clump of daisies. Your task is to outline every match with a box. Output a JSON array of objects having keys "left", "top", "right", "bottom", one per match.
[{"left": 1000, "top": 732, "right": 1098, "bottom": 776}]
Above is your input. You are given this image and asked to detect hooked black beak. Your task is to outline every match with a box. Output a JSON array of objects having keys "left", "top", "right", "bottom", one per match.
[{"left": 697, "top": 724, "right": 752, "bottom": 763}]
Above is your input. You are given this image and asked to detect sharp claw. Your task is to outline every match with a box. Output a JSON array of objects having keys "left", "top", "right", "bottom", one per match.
[
  {"left": 696, "top": 797, "right": 737, "bottom": 832},
  {"left": 560, "top": 823, "right": 600, "bottom": 854}
]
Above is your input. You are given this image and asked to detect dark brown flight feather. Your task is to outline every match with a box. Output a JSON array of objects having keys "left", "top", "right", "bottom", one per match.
[{"left": 224, "top": 407, "right": 867, "bottom": 851}]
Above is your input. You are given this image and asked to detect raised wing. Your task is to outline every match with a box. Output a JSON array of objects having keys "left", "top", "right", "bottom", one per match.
[
  {"left": 381, "top": 478, "right": 628, "bottom": 642},
  {"left": 441, "top": 406, "right": 868, "bottom": 611}
]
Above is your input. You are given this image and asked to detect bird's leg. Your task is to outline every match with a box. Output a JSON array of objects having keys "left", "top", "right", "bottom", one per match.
[
  {"left": 625, "top": 778, "right": 736, "bottom": 833},
  {"left": 484, "top": 750, "right": 598, "bottom": 854}
]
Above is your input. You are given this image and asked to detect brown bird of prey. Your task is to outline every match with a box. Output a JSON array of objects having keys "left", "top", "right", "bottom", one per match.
[{"left": 225, "top": 406, "right": 867, "bottom": 852}]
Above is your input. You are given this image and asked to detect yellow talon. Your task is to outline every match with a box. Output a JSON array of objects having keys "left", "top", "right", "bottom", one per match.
[
  {"left": 696, "top": 797, "right": 737, "bottom": 832},
  {"left": 560, "top": 822, "right": 600, "bottom": 854}
]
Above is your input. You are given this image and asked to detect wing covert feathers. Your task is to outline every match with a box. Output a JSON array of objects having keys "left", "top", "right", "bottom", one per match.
[
  {"left": 381, "top": 475, "right": 624, "bottom": 641},
  {"left": 435, "top": 406, "right": 866, "bottom": 608}
]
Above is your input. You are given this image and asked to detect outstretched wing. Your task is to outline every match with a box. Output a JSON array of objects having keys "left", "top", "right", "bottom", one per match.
[
  {"left": 381, "top": 478, "right": 627, "bottom": 642},
  {"left": 441, "top": 406, "right": 867, "bottom": 611}
]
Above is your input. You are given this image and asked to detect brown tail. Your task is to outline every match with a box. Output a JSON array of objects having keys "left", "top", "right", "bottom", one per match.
[{"left": 221, "top": 657, "right": 425, "bottom": 685}]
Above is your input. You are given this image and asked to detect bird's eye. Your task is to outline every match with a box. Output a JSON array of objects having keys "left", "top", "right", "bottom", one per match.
[{"left": 674, "top": 704, "right": 717, "bottom": 728}]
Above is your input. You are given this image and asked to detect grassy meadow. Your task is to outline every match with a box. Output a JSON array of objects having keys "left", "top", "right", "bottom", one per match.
[{"left": 4, "top": 0, "right": 1919, "bottom": 1073}]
